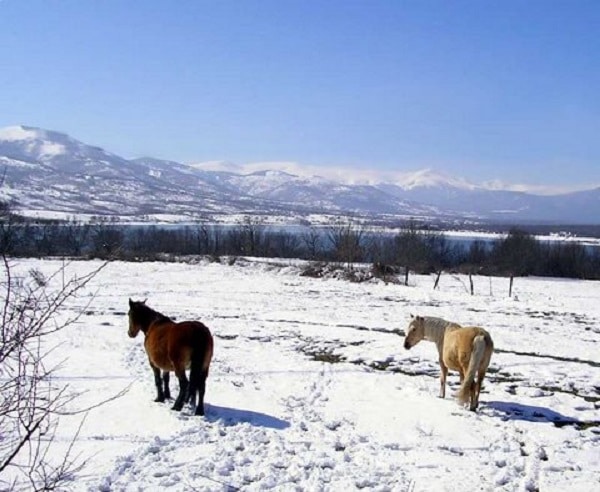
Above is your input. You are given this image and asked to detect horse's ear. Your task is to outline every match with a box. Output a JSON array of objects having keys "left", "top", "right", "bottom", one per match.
[
  {"left": 129, "top": 298, "right": 134, "bottom": 307},
  {"left": 142, "top": 298, "right": 147, "bottom": 304},
  {"left": 410, "top": 313, "right": 414, "bottom": 319}
]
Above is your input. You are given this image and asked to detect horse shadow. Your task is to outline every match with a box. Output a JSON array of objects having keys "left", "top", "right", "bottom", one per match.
[
  {"left": 204, "top": 404, "right": 290, "bottom": 430},
  {"left": 484, "top": 400, "right": 580, "bottom": 427}
]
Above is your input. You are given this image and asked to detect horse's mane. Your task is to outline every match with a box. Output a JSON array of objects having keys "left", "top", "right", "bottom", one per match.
[
  {"left": 421, "top": 316, "right": 459, "bottom": 344},
  {"left": 131, "top": 301, "right": 172, "bottom": 327},
  {"left": 423, "top": 316, "right": 455, "bottom": 330}
]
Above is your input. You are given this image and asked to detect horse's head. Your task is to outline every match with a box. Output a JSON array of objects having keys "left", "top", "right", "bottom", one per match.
[
  {"left": 128, "top": 298, "right": 148, "bottom": 338},
  {"left": 404, "top": 314, "right": 425, "bottom": 350}
]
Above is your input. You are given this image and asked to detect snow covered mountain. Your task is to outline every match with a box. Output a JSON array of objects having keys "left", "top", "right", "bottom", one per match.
[{"left": 1, "top": 125, "right": 599, "bottom": 224}]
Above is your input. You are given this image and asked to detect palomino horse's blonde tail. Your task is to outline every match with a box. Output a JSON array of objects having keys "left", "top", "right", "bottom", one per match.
[{"left": 456, "top": 333, "right": 490, "bottom": 408}]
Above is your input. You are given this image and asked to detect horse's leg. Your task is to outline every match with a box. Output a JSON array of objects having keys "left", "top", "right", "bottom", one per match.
[
  {"left": 195, "top": 370, "right": 208, "bottom": 416},
  {"left": 162, "top": 371, "right": 171, "bottom": 400},
  {"left": 439, "top": 359, "right": 448, "bottom": 398},
  {"left": 473, "top": 347, "right": 494, "bottom": 411},
  {"left": 188, "top": 345, "right": 209, "bottom": 416},
  {"left": 472, "top": 380, "right": 480, "bottom": 411},
  {"left": 171, "top": 366, "right": 189, "bottom": 411},
  {"left": 187, "top": 359, "right": 200, "bottom": 414},
  {"left": 151, "top": 364, "right": 165, "bottom": 402},
  {"left": 187, "top": 377, "right": 197, "bottom": 408},
  {"left": 472, "top": 368, "right": 487, "bottom": 411},
  {"left": 470, "top": 378, "right": 479, "bottom": 411}
]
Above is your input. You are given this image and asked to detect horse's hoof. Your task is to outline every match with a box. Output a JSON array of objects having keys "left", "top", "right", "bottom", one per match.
[
  {"left": 195, "top": 408, "right": 204, "bottom": 416},
  {"left": 154, "top": 397, "right": 165, "bottom": 403},
  {"left": 171, "top": 404, "right": 183, "bottom": 411}
]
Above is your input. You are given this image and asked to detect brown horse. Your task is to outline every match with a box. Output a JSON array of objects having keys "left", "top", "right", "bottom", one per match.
[
  {"left": 404, "top": 315, "right": 494, "bottom": 411},
  {"left": 128, "top": 299, "right": 214, "bottom": 416}
]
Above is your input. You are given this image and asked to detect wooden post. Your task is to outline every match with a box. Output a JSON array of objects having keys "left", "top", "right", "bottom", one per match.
[
  {"left": 469, "top": 273, "right": 474, "bottom": 295},
  {"left": 433, "top": 270, "right": 442, "bottom": 290},
  {"left": 509, "top": 275, "right": 514, "bottom": 297},
  {"left": 404, "top": 266, "right": 409, "bottom": 286}
]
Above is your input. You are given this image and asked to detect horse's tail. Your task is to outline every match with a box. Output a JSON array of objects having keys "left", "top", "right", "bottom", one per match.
[
  {"left": 456, "top": 332, "right": 491, "bottom": 406},
  {"left": 187, "top": 323, "right": 214, "bottom": 414},
  {"left": 191, "top": 340, "right": 213, "bottom": 376}
]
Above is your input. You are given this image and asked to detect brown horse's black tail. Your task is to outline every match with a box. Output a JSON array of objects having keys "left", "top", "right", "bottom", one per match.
[{"left": 187, "top": 323, "right": 214, "bottom": 416}]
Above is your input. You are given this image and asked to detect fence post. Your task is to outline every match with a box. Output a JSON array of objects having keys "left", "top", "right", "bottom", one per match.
[{"left": 433, "top": 270, "right": 442, "bottom": 290}]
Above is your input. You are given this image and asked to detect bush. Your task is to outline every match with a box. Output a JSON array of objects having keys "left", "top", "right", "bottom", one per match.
[{"left": 0, "top": 257, "right": 106, "bottom": 490}]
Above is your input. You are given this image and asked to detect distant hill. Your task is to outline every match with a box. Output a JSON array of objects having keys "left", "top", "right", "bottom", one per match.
[{"left": 1, "top": 125, "right": 599, "bottom": 225}]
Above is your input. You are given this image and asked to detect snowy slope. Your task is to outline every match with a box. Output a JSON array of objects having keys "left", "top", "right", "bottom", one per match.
[
  {"left": 5, "top": 258, "right": 598, "bottom": 491},
  {"left": 2, "top": 125, "right": 600, "bottom": 224}
]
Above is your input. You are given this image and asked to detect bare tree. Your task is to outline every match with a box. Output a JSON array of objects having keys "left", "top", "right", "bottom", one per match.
[
  {"left": 90, "top": 217, "right": 124, "bottom": 259},
  {"left": 194, "top": 224, "right": 212, "bottom": 255},
  {"left": 56, "top": 219, "right": 91, "bottom": 257},
  {"left": 300, "top": 227, "right": 323, "bottom": 260},
  {"left": 268, "top": 230, "right": 301, "bottom": 258},
  {"left": 492, "top": 228, "right": 540, "bottom": 276},
  {"left": 241, "top": 216, "right": 265, "bottom": 257},
  {"left": 393, "top": 220, "right": 430, "bottom": 286},
  {"left": 0, "top": 256, "right": 107, "bottom": 490},
  {"left": 326, "top": 221, "right": 366, "bottom": 268},
  {"left": 0, "top": 201, "right": 25, "bottom": 257}
]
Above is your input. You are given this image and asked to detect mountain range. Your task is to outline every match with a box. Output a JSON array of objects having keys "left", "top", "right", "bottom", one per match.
[{"left": 1, "top": 125, "right": 599, "bottom": 225}]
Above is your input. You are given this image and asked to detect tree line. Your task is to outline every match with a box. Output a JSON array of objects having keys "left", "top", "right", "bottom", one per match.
[{"left": 1, "top": 214, "right": 600, "bottom": 281}]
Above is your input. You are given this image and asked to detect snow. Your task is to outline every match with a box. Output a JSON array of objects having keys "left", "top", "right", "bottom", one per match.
[
  {"left": 0, "top": 155, "right": 41, "bottom": 169},
  {"left": 0, "top": 125, "right": 41, "bottom": 141},
  {"left": 482, "top": 179, "right": 596, "bottom": 196},
  {"left": 0, "top": 125, "right": 67, "bottom": 158},
  {"left": 188, "top": 161, "right": 476, "bottom": 191},
  {"left": 443, "top": 229, "right": 600, "bottom": 247},
  {"left": 390, "top": 169, "right": 478, "bottom": 191},
  {"left": 188, "top": 161, "right": 595, "bottom": 196},
  {"left": 189, "top": 161, "right": 243, "bottom": 173},
  {"left": 33, "top": 140, "right": 67, "bottom": 157},
  {"left": 3, "top": 258, "right": 600, "bottom": 491}
]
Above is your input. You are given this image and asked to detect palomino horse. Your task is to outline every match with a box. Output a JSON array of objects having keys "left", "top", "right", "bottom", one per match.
[
  {"left": 127, "top": 299, "right": 214, "bottom": 416},
  {"left": 403, "top": 315, "right": 494, "bottom": 411}
]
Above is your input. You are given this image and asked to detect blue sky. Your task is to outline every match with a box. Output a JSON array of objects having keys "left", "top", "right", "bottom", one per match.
[{"left": 1, "top": 0, "right": 599, "bottom": 188}]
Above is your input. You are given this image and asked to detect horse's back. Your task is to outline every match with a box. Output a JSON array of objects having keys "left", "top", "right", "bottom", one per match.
[
  {"left": 446, "top": 326, "right": 492, "bottom": 350},
  {"left": 443, "top": 326, "right": 493, "bottom": 371},
  {"left": 172, "top": 320, "right": 212, "bottom": 342},
  {"left": 145, "top": 320, "right": 213, "bottom": 372},
  {"left": 465, "top": 326, "right": 494, "bottom": 354},
  {"left": 171, "top": 321, "right": 214, "bottom": 371}
]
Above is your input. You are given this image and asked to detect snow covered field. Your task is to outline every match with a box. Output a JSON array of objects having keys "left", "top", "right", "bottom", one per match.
[{"left": 6, "top": 258, "right": 600, "bottom": 491}]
